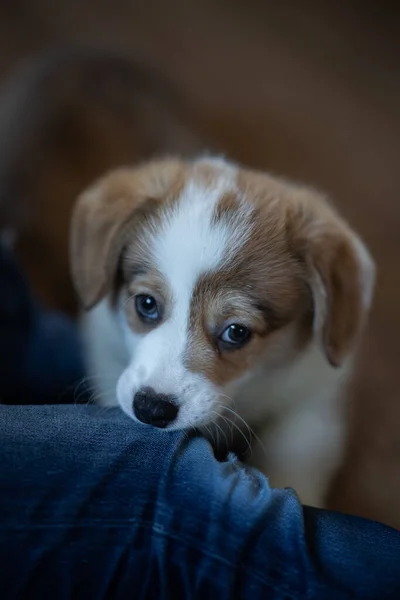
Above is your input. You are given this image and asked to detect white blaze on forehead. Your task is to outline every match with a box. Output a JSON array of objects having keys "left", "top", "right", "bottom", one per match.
[{"left": 153, "top": 168, "right": 250, "bottom": 304}]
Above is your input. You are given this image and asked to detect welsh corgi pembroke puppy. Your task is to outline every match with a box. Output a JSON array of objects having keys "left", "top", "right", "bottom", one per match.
[{"left": 70, "top": 156, "right": 375, "bottom": 507}]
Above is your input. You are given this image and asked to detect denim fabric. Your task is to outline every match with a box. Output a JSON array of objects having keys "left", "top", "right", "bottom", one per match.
[{"left": 0, "top": 404, "right": 399, "bottom": 600}]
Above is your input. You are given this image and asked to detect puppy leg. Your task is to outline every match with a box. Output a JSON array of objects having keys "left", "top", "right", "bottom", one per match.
[{"left": 250, "top": 405, "right": 345, "bottom": 508}]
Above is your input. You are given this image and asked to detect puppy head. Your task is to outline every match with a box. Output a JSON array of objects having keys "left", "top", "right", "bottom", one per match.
[{"left": 71, "top": 157, "right": 374, "bottom": 429}]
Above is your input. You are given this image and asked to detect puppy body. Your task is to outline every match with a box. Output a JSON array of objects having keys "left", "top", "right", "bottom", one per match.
[{"left": 73, "top": 157, "right": 374, "bottom": 507}]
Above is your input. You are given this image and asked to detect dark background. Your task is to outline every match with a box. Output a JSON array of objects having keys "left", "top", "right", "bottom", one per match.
[{"left": 0, "top": 1, "right": 399, "bottom": 528}]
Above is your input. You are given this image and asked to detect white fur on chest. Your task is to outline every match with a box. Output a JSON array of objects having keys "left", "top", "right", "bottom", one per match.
[{"left": 226, "top": 341, "right": 350, "bottom": 426}]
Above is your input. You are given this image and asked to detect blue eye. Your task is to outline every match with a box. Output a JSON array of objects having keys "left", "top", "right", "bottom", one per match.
[
  {"left": 219, "top": 324, "right": 251, "bottom": 348},
  {"left": 135, "top": 295, "right": 160, "bottom": 323}
]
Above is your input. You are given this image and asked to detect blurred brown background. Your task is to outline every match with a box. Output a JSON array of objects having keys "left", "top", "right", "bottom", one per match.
[{"left": 0, "top": 1, "right": 399, "bottom": 527}]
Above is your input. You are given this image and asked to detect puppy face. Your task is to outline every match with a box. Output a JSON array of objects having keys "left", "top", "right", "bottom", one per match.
[{"left": 71, "top": 157, "right": 374, "bottom": 430}]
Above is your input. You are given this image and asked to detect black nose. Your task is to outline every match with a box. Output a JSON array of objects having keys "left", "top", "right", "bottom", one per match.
[{"left": 133, "top": 387, "right": 178, "bottom": 428}]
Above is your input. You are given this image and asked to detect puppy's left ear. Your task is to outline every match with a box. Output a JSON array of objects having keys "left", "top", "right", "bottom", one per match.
[
  {"left": 70, "top": 159, "right": 183, "bottom": 309},
  {"left": 70, "top": 169, "right": 142, "bottom": 309},
  {"left": 290, "top": 197, "right": 375, "bottom": 367}
]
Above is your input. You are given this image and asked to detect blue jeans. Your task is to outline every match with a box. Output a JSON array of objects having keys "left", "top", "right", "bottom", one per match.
[
  {"left": 0, "top": 405, "right": 399, "bottom": 599},
  {"left": 0, "top": 245, "right": 400, "bottom": 599}
]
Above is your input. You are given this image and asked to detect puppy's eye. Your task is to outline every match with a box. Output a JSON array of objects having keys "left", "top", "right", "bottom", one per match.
[
  {"left": 219, "top": 324, "right": 251, "bottom": 349},
  {"left": 135, "top": 294, "right": 160, "bottom": 323}
]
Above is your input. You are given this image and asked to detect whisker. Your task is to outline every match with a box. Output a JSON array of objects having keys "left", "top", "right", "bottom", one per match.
[
  {"left": 73, "top": 373, "right": 118, "bottom": 405},
  {"left": 218, "top": 413, "right": 234, "bottom": 445},
  {"left": 73, "top": 383, "right": 115, "bottom": 405},
  {"left": 222, "top": 405, "right": 268, "bottom": 461},
  {"left": 203, "top": 424, "right": 215, "bottom": 447},
  {"left": 210, "top": 411, "right": 229, "bottom": 449},
  {"left": 216, "top": 408, "right": 252, "bottom": 458},
  {"left": 218, "top": 392, "right": 237, "bottom": 412},
  {"left": 222, "top": 405, "right": 252, "bottom": 437}
]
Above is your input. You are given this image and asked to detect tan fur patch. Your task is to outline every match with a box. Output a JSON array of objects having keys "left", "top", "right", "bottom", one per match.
[
  {"left": 71, "top": 159, "right": 186, "bottom": 308},
  {"left": 211, "top": 192, "right": 240, "bottom": 224},
  {"left": 184, "top": 243, "right": 312, "bottom": 386}
]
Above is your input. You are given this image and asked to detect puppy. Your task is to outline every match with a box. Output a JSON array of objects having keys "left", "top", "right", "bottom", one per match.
[{"left": 70, "top": 156, "right": 375, "bottom": 507}]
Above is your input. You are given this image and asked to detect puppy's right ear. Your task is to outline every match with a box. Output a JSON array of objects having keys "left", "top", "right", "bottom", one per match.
[
  {"left": 70, "top": 160, "right": 182, "bottom": 309},
  {"left": 287, "top": 191, "right": 375, "bottom": 367}
]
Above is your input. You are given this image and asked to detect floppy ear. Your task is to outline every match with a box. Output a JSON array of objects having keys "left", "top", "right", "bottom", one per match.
[
  {"left": 70, "top": 160, "right": 182, "bottom": 309},
  {"left": 291, "top": 199, "right": 375, "bottom": 367}
]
